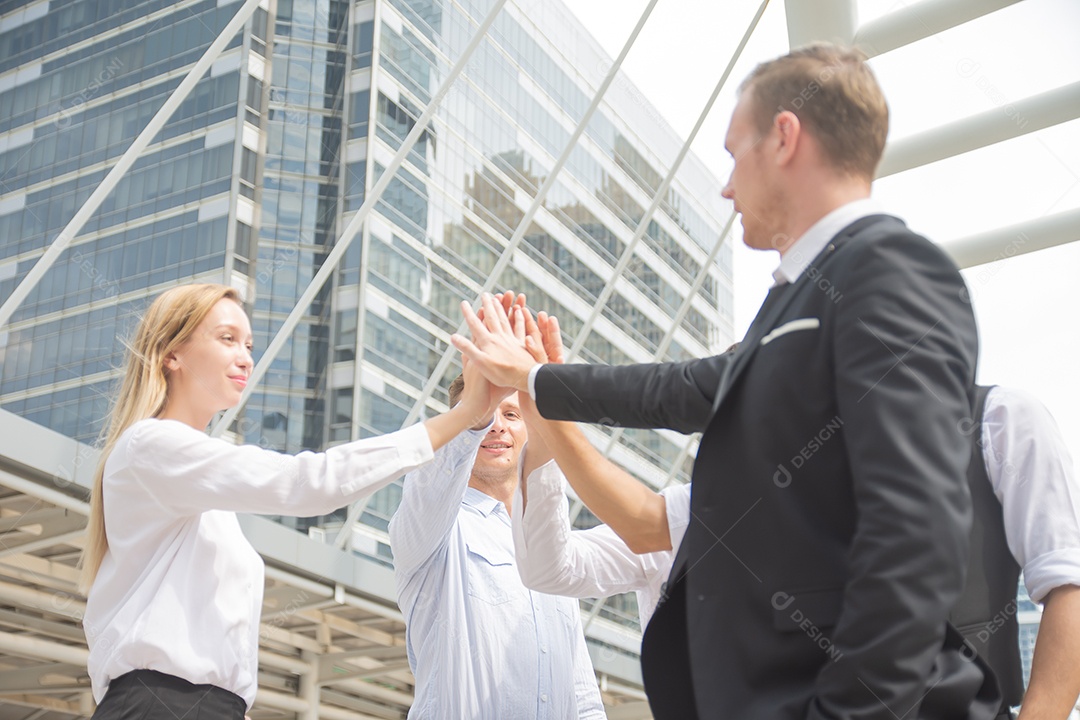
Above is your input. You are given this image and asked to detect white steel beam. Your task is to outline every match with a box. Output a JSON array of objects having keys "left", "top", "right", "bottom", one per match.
[
  {"left": 261, "top": 565, "right": 404, "bottom": 623},
  {"left": 0, "top": 471, "right": 89, "bottom": 515},
  {"left": 877, "top": 81, "right": 1080, "bottom": 178},
  {"left": 0, "top": 579, "right": 84, "bottom": 618},
  {"left": 254, "top": 686, "right": 380, "bottom": 720},
  {"left": 259, "top": 649, "right": 310, "bottom": 675},
  {"left": 0, "top": 664, "right": 86, "bottom": 695},
  {"left": 854, "top": 0, "right": 1022, "bottom": 58},
  {"left": 0, "top": 0, "right": 265, "bottom": 331},
  {"left": 299, "top": 650, "right": 319, "bottom": 720},
  {"left": 211, "top": 0, "right": 512, "bottom": 438},
  {"left": 0, "top": 630, "right": 87, "bottom": 667},
  {"left": 944, "top": 207, "right": 1080, "bottom": 270},
  {"left": 784, "top": 0, "right": 856, "bottom": 48},
  {"left": 0, "top": 529, "right": 84, "bottom": 559}
]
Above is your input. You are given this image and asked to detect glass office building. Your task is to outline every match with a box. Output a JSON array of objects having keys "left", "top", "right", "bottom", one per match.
[{"left": 0, "top": 0, "right": 732, "bottom": 629}]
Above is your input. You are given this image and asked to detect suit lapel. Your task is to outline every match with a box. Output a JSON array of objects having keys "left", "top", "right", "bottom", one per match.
[{"left": 709, "top": 214, "right": 891, "bottom": 418}]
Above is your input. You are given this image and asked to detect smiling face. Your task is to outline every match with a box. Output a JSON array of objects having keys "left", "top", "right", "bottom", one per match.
[
  {"left": 469, "top": 393, "right": 527, "bottom": 486},
  {"left": 162, "top": 297, "right": 254, "bottom": 427}
]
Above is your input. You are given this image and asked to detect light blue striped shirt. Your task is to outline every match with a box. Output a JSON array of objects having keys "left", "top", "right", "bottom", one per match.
[{"left": 389, "top": 429, "right": 606, "bottom": 720}]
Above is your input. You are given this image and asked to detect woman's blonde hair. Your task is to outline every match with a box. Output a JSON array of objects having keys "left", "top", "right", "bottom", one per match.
[{"left": 79, "top": 283, "right": 243, "bottom": 592}]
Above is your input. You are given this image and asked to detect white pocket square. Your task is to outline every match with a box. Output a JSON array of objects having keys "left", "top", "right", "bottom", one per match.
[{"left": 760, "top": 318, "right": 820, "bottom": 346}]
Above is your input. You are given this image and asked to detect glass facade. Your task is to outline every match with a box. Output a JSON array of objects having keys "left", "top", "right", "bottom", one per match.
[
  {"left": 1016, "top": 577, "right": 1041, "bottom": 691},
  {"left": 0, "top": 0, "right": 732, "bottom": 632}
]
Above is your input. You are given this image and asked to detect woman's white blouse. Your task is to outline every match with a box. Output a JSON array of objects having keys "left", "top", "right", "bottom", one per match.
[{"left": 84, "top": 417, "right": 433, "bottom": 707}]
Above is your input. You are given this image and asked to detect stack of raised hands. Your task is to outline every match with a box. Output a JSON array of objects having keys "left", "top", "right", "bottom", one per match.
[
  {"left": 452, "top": 291, "right": 565, "bottom": 394},
  {"left": 454, "top": 293, "right": 676, "bottom": 554}
]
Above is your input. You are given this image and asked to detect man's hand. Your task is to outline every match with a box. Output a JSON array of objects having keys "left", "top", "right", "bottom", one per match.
[{"left": 452, "top": 293, "right": 541, "bottom": 392}]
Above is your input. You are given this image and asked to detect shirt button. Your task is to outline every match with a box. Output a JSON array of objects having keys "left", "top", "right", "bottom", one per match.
[
  {"left": 541, "top": 694, "right": 548, "bottom": 702},
  {"left": 541, "top": 645, "right": 548, "bottom": 653}
]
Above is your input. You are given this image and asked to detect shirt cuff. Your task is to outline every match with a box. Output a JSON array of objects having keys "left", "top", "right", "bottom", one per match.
[
  {"left": 525, "top": 458, "right": 562, "bottom": 492},
  {"left": 399, "top": 421, "right": 436, "bottom": 467},
  {"left": 441, "top": 419, "right": 492, "bottom": 462},
  {"left": 469, "top": 418, "right": 495, "bottom": 435},
  {"left": 1024, "top": 547, "right": 1080, "bottom": 603},
  {"left": 527, "top": 363, "right": 543, "bottom": 401}
]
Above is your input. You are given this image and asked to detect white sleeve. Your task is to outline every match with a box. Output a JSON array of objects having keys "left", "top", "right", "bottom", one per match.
[
  {"left": 120, "top": 418, "right": 433, "bottom": 517},
  {"left": 660, "top": 482, "right": 692, "bottom": 554},
  {"left": 388, "top": 427, "right": 486, "bottom": 575},
  {"left": 568, "top": 602, "right": 608, "bottom": 719},
  {"left": 982, "top": 386, "right": 1080, "bottom": 603},
  {"left": 512, "top": 459, "right": 657, "bottom": 598},
  {"left": 527, "top": 363, "right": 543, "bottom": 401}
]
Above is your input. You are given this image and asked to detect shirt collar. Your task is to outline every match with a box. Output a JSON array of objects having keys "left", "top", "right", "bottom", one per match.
[
  {"left": 462, "top": 486, "right": 506, "bottom": 518},
  {"left": 772, "top": 197, "right": 883, "bottom": 286}
]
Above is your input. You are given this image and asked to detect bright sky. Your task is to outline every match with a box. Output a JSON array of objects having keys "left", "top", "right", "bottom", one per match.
[{"left": 567, "top": 0, "right": 1080, "bottom": 469}]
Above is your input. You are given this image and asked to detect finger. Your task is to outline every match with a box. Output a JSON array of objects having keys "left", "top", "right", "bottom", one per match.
[
  {"left": 480, "top": 293, "right": 500, "bottom": 334},
  {"left": 522, "top": 307, "right": 543, "bottom": 354},
  {"left": 482, "top": 292, "right": 513, "bottom": 335},
  {"left": 544, "top": 314, "right": 565, "bottom": 364},
  {"left": 460, "top": 300, "right": 490, "bottom": 341},
  {"left": 511, "top": 306, "right": 527, "bottom": 344},
  {"left": 496, "top": 294, "right": 515, "bottom": 334},
  {"left": 514, "top": 293, "right": 527, "bottom": 309},
  {"left": 524, "top": 336, "right": 547, "bottom": 363},
  {"left": 498, "top": 292, "right": 513, "bottom": 315}
]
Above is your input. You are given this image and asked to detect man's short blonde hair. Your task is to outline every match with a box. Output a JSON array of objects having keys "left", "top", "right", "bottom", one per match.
[
  {"left": 448, "top": 373, "right": 465, "bottom": 408},
  {"left": 740, "top": 43, "right": 889, "bottom": 180}
]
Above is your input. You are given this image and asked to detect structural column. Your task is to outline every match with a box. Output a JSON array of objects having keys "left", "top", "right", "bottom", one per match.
[
  {"left": 300, "top": 650, "right": 320, "bottom": 720},
  {"left": 784, "top": 0, "right": 856, "bottom": 47}
]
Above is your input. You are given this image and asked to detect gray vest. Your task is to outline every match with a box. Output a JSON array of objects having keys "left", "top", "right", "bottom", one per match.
[{"left": 950, "top": 384, "right": 1025, "bottom": 708}]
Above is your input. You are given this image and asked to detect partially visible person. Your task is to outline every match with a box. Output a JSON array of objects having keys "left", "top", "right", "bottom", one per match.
[
  {"left": 510, "top": 308, "right": 691, "bottom": 628},
  {"left": 966, "top": 385, "right": 1080, "bottom": 720},
  {"left": 513, "top": 456, "right": 689, "bottom": 629},
  {"left": 82, "top": 283, "right": 498, "bottom": 720},
  {"left": 388, "top": 321, "right": 606, "bottom": 720}
]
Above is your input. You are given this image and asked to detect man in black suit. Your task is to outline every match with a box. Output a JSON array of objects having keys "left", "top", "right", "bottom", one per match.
[{"left": 453, "top": 44, "right": 1000, "bottom": 720}]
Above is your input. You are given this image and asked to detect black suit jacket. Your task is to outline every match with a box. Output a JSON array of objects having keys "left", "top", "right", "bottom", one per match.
[{"left": 536, "top": 215, "right": 1002, "bottom": 719}]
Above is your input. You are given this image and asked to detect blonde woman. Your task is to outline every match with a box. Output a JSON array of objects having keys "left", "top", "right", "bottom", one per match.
[{"left": 81, "top": 283, "right": 500, "bottom": 720}]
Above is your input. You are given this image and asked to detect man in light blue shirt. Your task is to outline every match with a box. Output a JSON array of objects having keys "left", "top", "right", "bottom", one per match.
[{"left": 389, "top": 375, "right": 606, "bottom": 719}]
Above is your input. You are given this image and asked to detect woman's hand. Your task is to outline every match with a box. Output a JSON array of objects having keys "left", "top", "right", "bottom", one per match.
[{"left": 458, "top": 354, "right": 511, "bottom": 430}]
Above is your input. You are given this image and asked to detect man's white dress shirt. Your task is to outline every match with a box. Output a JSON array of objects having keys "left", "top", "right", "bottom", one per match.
[
  {"left": 389, "top": 430, "right": 606, "bottom": 720},
  {"left": 771, "top": 197, "right": 883, "bottom": 285},
  {"left": 512, "top": 386, "right": 1080, "bottom": 630},
  {"left": 513, "top": 461, "right": 690, "bottom": 628},
  {"left": 982, "top": 386, "right": 1080, "bottom": 602},
  {"left": 85, "top": 417, "right": 434, "bottom": 707}
]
